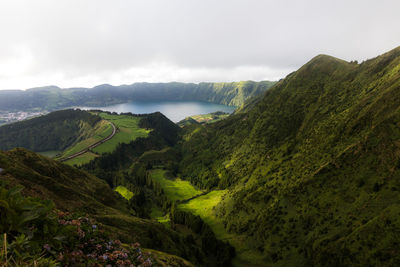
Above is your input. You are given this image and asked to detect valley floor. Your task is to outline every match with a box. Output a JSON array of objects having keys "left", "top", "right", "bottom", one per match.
[{"left": 148, "top": 169, "right": 266, "bottom": 266}]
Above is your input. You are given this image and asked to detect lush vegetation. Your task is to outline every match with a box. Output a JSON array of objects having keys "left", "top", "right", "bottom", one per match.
[
  {"left": 115, "top": 185, "right": 134, "bottom": 200},
  {"left": 177, "top": 111, "right": 230, "bottom": 127},
  {"left": 177, "top": 191, "right": 265, "bottom": 266},
  {"left": 0, "top": 109, "right": 100, "bottom": 152},
  {"left": 0, "top": 149, "right": 208, "bottom": 265},
  {"left": 0, "top": 110, "right": 235, "bottom": 265},
  {"left": 83, "top": 112, "right": 182, "bottom": 186},
  {"left": 92, "top": 112, "right": 150, "bottom": 154},
  {"left": 59, "top": 111, "right": 150, "bottom": 166},
  {"left": 178, "top": 47, "right": 400, "bottom": 266},
  {"left": 0, "top": 184, "right": 154, "bottom": 266},
  {"left": 2, "top": 47, "right": 400, "bottom": 266},
  {"left": 149, "top": 169, "right": 203, "bottom": 202},
  {"left": 59, "top": 119, "right": 113, "bottom": 158},
  {"left": 0, "top": 81, "right": 275, "bottom": 113},
  {"left": 37, "top": 150, "right": 62, "bottom": 158},
  {"left": 62, "top": 152, "right": 99, "bottom": 166}
]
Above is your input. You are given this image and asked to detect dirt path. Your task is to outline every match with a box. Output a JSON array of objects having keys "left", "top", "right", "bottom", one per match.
[{"left": 59, "top": 121, "right": 116, "bottom": 162}]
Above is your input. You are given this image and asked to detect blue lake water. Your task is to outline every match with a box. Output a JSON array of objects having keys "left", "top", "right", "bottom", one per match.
[{"left": 79, "top": 101, "right": 237, "bottom": 122}]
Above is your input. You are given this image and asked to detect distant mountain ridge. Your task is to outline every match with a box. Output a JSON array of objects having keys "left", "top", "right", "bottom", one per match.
[{"left": 0, "top": 80, "right": 275, "bottom": 112}]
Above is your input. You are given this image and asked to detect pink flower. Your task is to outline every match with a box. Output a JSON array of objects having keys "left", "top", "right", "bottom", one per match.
[{"left": 43, "top": 244, "right": 51, "bottom": 251}]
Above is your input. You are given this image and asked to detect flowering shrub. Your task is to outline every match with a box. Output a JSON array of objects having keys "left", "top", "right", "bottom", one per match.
[
  {"left": 0, "top": 184, "right": 154, "bottom": 266},
  {"left": 54, "top": 211, "right": 153, "bottom": 266}
]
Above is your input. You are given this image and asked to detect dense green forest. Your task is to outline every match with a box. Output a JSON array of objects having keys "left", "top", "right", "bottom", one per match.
[
  {"left": 0, "top": 80, "right": 275, "bottom": 112},
  {"left": 1, "top": 47, "right": 400, "bottom": 266}
]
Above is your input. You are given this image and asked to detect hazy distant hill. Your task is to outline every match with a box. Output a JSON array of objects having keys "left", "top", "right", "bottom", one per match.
[{"left": 0, "top": 80, "right": 275, "bottom": 112}]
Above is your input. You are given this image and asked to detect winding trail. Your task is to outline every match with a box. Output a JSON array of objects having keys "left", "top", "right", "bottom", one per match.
[{"left": 59, "top": 121, "right": 116, "bottom": 162}]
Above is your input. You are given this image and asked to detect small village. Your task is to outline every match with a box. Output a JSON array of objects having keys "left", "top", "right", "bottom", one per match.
[{"left": 0, "top": 110, "right": 45, "bottom": 125}]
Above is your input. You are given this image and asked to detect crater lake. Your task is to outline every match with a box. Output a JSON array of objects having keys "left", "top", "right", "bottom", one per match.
[{"left": 78, "top": 100, "right": 236, "bottom": 122}]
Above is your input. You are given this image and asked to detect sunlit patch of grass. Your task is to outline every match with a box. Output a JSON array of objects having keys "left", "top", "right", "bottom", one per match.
[
  {"left": 149, "top": 169, "right": 203, "bottom": 201},
  {"left": 37, "top": 150, "right": 62, "bottom": 158},
  {"left": 92, "top": 113, "right": 150, "bottom": 154},
  {"left": 150, "top": 206, "right": 170, "bottom": 227},
  {"left": 178, "top": 190, "right": 265, "bottom": 266},
  {"left": 114, "top": 185, "right": 134, "bottom": 200},
  {"left": 178, "top": 190, "right": 227, "bottom": 236},
  {"left": 64, "top": 151, "right": 98, "bottom": 166},
  {"left": 61, "top": 120, "right": 112, "bottom": 158}
]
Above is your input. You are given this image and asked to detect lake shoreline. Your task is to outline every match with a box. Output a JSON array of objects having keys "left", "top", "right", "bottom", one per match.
[{"left": 76, "top": 100, "right": 237, "bottom": 122}]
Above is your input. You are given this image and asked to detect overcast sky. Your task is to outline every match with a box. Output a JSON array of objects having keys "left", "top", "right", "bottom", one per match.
[{"left": 0, "top": 0, "right": 399, "bottom": 90}]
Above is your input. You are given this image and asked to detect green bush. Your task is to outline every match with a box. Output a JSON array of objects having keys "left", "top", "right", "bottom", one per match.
[{"left": 0, "top": 184, "right": 154, "bottom": 266}]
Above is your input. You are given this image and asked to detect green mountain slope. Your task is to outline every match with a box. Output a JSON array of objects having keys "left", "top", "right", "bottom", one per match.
[
  {"left": 179, "top": 47, "right": 400, "bottom": 266},
  {"left": 0, "top": 148, "right": 204, "bottom": 265},
  {"left": 0, "top": 110, "right": 235, "bottom": 266},
  {"left": 0, "top": 81, "right": 275, "bottom": 113}
]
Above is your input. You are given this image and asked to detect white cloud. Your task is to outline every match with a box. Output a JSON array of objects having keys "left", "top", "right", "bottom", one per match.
[
  {"left": 0, "top": 61, "right": 292, "bottom": 90},
  {"left": 0, "top": 0, "right": 399, "bottom": 89}
]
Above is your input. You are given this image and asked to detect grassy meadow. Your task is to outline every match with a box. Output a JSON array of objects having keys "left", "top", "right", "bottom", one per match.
[
  {"left": 114, "top": 185, "right": 134, "bottom": 200},
  {"left": 190, "top": 112, "right": 230, "bottom": 124},
  {"left": 149, "top": 169, "right": 203, "bottom": 201},
  {"left": 62, "top": 112, "right": 150, "bottom": 165},
  {"left": 150, "top": 206, "right": 171, "bottom": 227},
  {"left": 60, "top": 119, "right": 112, "bottom": 158},
  {"left": 178, "top": 190, "right": 265, "bottom": 266},
  {"left": 149, "top": 168, "right": 263, "bottom": 265},
  {"left": 64, "top": 151, "right": 99, "bottom": 166},
  {"left": 37, "top": 150, "right": 62, "bottom": 158},
  {"left": 92, "top": 112, "right": 150, "bottom": 154}
]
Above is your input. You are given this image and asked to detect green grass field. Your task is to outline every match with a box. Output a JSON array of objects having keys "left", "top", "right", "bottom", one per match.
[
  {"left": 114, "top": 185, "right": 134, "bottom": 200},
  {"left": 149, "top": 169, "right": 203, "bottom": 201},
  {"left": 148, "top": 169, "right": 261, "bottom": 264},
  {"left": 92, "top": 112, "right": 150, "bottom": 154},
  {"left": 62, "top": 113, "right": 150, "bottom": 166},
  {"left": 64, "top": 151, "right": 99, "bottom": 166},
  {"left": 61, "top": 120, "right": 112, "bottom": 158},
  {"left": 190, "top": 113, "right": 229, "bottom": 124},
  {"left": 37, "top": 150, "right": 62, "bottom": 158},
  {"left": 178, "top": 190, "right": 265, "bottom": 266},
  {"left": 150, "top": 206, "right": 171, "bottom": 227}
]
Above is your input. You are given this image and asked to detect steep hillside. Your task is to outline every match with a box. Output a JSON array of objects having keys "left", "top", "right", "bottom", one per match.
[
  {"left": 0, "top": 148, "right": 208, "bottom": 265},
  {"left": 83, "top": 112, "right": 182, "bottom": 186},
  {"left": 0, "top": 109, "right": 101, "bottom": 152},
  {"left": 179, "top": 47, "right": 400, "bottom": 266},
  {"left": 0, "top": 80, "right": 275, "bottom": 113}
]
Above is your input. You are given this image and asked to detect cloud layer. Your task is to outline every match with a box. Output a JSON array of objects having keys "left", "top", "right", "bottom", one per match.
[{"left": 1, "top": 0, "right": 400, "bottom": 89}]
